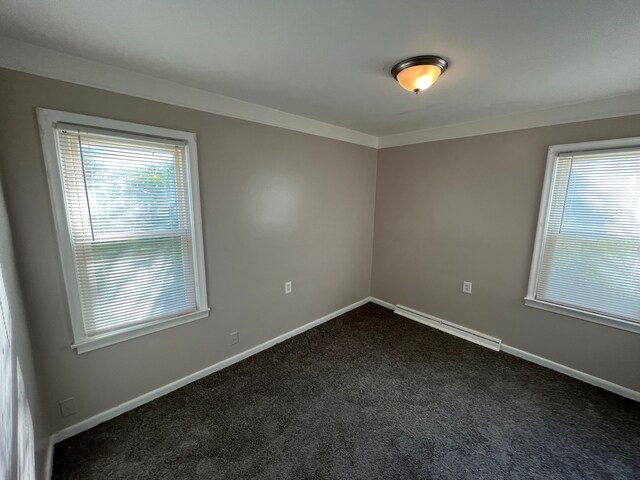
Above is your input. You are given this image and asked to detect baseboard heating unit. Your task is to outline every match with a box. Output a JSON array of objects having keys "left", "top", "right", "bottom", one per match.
[{"left": 394, "top": 304, "right": 502, "bottom": 351}]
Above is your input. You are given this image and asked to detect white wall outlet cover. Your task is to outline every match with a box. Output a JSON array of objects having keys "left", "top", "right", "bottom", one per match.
[
  {"left": 463, "top": 281, "right": 472, "bottom": 294},
  {"left": 285, "top": 281, "right": 292, "bottom": 294},
  {"left": 230, "top": 331, "right": 239, "bottom": 345},
  {"left": 59, "top": 398, "right": 77, "bottom": 417}
]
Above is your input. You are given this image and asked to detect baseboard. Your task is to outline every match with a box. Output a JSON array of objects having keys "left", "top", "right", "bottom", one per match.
[
  {"left": 394, "top": 304, "right": 502, "bottom": 351},
  {"left": 385, "top": 300, "right": 639, "bottom": 402},
  {"left": 368, "top": 296, "right": 395, "bottom": 310},
  {"left": 51, "top": 297, "right": 370, "bottom": 444},
  {"left": 501, "top": 344, "right": 640, "bottom": 402},
  {"left": 49, "top": 295, "right": 639, "bottom": 451}
]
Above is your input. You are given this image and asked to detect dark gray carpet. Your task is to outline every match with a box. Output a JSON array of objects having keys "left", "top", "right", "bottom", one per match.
[{"left": 53, "top": 303, "right": 640, "bottom": 479}]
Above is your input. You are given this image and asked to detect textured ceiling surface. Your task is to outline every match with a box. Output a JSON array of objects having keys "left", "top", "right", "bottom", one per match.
[{"left": 1, "top": 0, "right": 639, "bottom": 136}]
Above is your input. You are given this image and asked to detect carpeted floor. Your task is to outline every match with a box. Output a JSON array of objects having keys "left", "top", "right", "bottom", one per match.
[{"left": 53, "top": 303, "right": 640, "bottom": 479}]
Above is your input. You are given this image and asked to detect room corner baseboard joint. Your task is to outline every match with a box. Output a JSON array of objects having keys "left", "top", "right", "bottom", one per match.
[{"left": 368, "top": 296, "right": 395, "bottom": 310}]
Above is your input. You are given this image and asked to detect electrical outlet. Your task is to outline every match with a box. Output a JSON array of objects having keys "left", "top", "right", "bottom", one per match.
[
  {"left": 462, "top": 281, "right": 472, "bottom": 294},
  {"left": 59, "top": 397, "right": 77, "bottom": 418},
  {"left": 285, "top": 281, "right": 292, "bottom": 294},
  {"left": 230, "top": 331, "right": 239, "bottom": 345}
]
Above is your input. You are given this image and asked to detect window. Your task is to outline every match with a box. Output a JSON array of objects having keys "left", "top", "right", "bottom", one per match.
[
  {"left": 526, "top": 137, "right": 640, "bottom": 333},
  {"left": 38, "top": 109, "right": 209, "bottom": 353}
]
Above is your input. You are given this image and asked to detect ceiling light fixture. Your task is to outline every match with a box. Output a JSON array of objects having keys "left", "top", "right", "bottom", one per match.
[{"left": 391, "top": 55, "right": 448, "bottom": 94}]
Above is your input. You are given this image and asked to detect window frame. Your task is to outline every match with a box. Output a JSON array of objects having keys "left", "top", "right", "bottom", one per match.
[
  {"left": 525, "top": 136, "right": 640, "bottom": 335},
  {"left": 37, "top": 108, "right": 210, "bottom": 353}
]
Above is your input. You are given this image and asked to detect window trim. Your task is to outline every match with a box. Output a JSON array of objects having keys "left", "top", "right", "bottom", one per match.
[
  {"left": 525, "top": 136, "right": 640, "bottom": 335},
  {"left": 37, "top": 108, "right": 210, "bottom": 353}
]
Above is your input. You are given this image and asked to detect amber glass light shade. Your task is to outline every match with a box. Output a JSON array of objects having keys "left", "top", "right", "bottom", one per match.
[
  {"left": 396, "top": 65, "right": 442, "bottom": 93},
  {"left": 391, "top": 56, "right": 448, "bottom": 94}
]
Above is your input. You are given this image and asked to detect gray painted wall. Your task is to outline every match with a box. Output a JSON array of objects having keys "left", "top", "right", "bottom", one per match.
[
  {"left": 372, "top": 115, "right": 640, "bottom": 391},
  {"left": 0, "top": 68, "right": 378, "bottom": 434},
  {"left": 0, "top": 180, "right": 48, "bottom": 478},
  {"left": 1, "top": 64, "right": 639, "bottom": 454}
]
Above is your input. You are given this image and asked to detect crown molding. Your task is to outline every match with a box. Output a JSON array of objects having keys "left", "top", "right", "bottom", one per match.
[
  {"left": 378, "top": 93, "right": 640, "bottom": 148},
  {"left": 2, "top": 36, "right": 639, "bottom": 151},
  {"left": 0, "top": 36, "right": 378, "bottom": 149}
]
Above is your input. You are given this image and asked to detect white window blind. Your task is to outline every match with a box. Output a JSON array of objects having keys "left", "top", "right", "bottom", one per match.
[
  {"left": 528, "top": 143, "right": 640, "bottom": 331},
  {"left": 38, "top": 109, "right": 208, "bottom": 352}
]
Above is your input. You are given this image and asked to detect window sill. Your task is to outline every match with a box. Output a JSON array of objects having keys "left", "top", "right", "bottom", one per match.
[
  {"left": 524, "top": 297, "right": 640, "bottom": 335},
  {"left": 71, "top": 309, "right": 211, "bottom": 354}
]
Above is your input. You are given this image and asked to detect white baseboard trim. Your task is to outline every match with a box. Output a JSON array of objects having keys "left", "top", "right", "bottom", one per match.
[
  {"left": 385, "top": 301, "right": 639, "bottom": 402},
  {"left": 501, "top": 344, "right": 640, "bottom": 402},
  {"left": 48, "top": 295, "right": 639, "bottom": 451},
  {"left": 51, "top": 297, "right": 370, "bottom": 444},
  {"left": 368, "top": 296, "right": 395, "bottom": 310},
  {"left": 394, "top": 304, "right": 502, "bottom": 351}
]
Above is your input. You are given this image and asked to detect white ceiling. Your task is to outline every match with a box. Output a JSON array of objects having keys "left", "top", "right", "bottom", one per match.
[{"left": 1, "top": 0, "right": 640, "bottom": 139}]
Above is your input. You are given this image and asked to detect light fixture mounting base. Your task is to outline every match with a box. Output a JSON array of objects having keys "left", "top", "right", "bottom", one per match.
[{"left": 390, "top": 55, "right": 449, "bottom": 80}]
